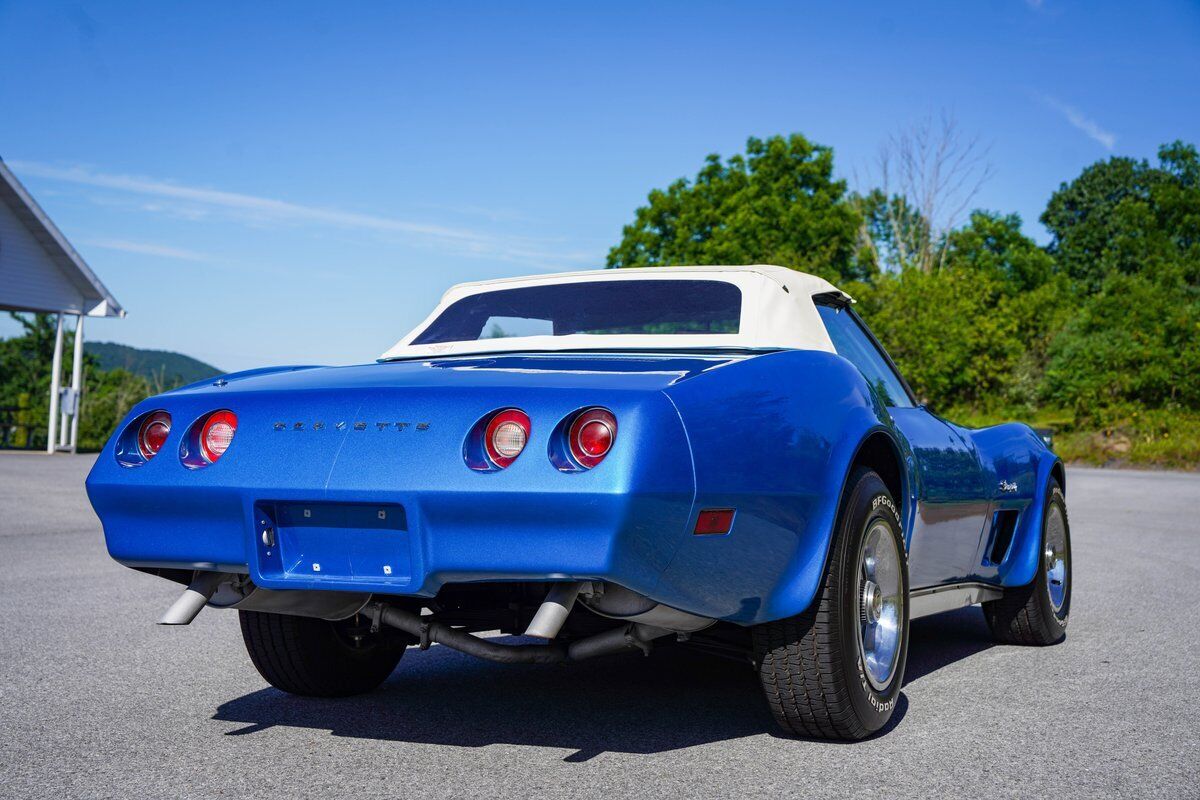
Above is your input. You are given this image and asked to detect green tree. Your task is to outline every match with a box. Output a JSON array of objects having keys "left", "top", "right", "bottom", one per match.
[
  {"left": 1042, "top": 141, "right": 1200, "bottom": 292},
  {"left": 0, "top": 314, "right": 64, "bottom": 448},
  {"left": 1042, "top": 141, "right": 1200, "bottom": 416},
  {"left": 0, "top": 312, "right": 155, "bottom": 451},
  {"left": 0, "top": 313, "right": 57, "bottom": 399},
  {"left": 858, "top": 212, "right": 1064, "bottom": 411},
  {"left": 606, "top": 134, "right": 869, "bottom": 283},
  {"left": 602, "top": 130, "right": 1200, "bottom": 465},
  {"left": 946, "top": 211, "right": 1057, "bottom": 292},
  {"left": 1043, "top": 274, "right": 1200, "bottom": 417},
  {"left": 79, "top": 366, "right": 152, "bottom": 450}
]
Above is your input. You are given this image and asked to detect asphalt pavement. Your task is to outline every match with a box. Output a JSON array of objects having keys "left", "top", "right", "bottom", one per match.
[{"left": 0, "top": 454, "right": 1196, "bottom": 798}]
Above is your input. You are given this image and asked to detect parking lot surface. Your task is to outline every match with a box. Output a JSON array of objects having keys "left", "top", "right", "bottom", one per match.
[{"left": 0, "top": 454, "right": 1196, "bottom": 798}]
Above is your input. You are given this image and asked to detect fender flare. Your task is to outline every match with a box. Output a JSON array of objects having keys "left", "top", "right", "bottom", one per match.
[{"left": 998, "top": 452, "right": 1065, "bottom": 588}]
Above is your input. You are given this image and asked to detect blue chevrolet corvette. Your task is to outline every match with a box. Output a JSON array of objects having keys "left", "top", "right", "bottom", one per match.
[{"left": 86, "top": 265, "right": 1071, "bottom": 740}]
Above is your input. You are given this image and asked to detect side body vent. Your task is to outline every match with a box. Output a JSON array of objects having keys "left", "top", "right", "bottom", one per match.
[{"left": 987, "top": 509, "right": 1020, "bottom": 565}]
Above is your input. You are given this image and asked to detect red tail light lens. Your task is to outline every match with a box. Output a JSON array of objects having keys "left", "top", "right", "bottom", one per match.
[
  {"left": 568, "top": 408, "right": 617, "bottom": 469},
  {"left": 199, "top": 410, "right": 237, "bottom": 463},
  {"left": 484, "top": 409, "right": 530, "bottom": 468},
  {"left": 137, "top": 411, "right": 172, "bottom": 459}
]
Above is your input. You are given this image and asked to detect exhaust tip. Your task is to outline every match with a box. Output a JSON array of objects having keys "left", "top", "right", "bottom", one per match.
[
  {"left": 522, "top": 582, "right": 584, "bottom": 639},
  {"left": 157, "top": 571, "right": 226, "bottom": 625}
]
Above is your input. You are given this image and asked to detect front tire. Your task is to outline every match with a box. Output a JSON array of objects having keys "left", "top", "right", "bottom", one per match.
[
  {"left": 752, "top": 468, "right": 909, "bottom": 740},
  {"left": 983, "top": 479, "right": 1071, "bottom": 645},
  {"left": 239, "top": 610, "right": 409, "bottom": 697}
]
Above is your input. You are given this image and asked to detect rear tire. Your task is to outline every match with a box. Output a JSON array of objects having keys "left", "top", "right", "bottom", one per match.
[
  {"left": 239, "top": 610, "right": 408, "bottom": 697},
  {"left": 752, "top": 468, "right": 909, "bottom": 740},
  {"left": 983, "top": 479, "right": 1070, "bottom": 645}
]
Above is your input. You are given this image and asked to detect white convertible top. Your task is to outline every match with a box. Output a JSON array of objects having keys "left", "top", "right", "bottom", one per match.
[{"left": 380, "top": 264, "right": 853, "bottom": 360}]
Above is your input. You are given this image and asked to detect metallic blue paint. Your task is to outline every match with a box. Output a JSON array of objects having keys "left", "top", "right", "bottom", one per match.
[
  {"left": 86, "top": 350, "right": 1061, "bottom": 626},
  {"left": 892, "top": 408, "right": 993, "bottom": 588}
]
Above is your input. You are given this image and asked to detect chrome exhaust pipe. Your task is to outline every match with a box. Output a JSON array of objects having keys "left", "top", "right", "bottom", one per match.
[
  {"left": 523, "top": 581, "right": 584, "bottom": 639},
  {"left": 158, "top": 571, "right": 227, "bottom": 625}
]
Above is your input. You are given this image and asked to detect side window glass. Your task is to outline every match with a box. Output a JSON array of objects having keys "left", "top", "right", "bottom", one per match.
[{"left": 816, "top": 304, "right": 914, "bottom": 408}]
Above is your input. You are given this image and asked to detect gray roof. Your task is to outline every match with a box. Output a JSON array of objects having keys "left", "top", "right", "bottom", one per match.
[{"left": 0, "top": 157, "right": 124, "bottom": 318}]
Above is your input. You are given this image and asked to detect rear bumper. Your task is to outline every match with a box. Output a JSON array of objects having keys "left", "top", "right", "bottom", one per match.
[{"left": 88, "top": 480, "right": 692, "bottom": 601}]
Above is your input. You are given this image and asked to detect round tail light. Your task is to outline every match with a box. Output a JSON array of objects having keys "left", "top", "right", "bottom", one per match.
[
  {"left": 199, "top": 410, "right": 238, "bottom": 463},
  {"left": 137, "top": 411, "right": 172, "bottom": 459},
  {"left": 484, "top": 409, "right": 530, "bottom": 468},
  {"left": 569, "top": 408, "right": 616, "bottom": 469}
]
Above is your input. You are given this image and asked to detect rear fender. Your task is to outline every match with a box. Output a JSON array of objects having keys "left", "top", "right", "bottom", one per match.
[
  {"left": 759, "top": 414, "right": 907, "bottom": 621},
  {"left": 658, "top": 350, "right": 901, "bottom": 624}
]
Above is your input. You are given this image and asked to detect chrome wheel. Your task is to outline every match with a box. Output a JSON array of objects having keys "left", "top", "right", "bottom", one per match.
[
  {"left": 857, "top": 520, "right": 903, "bottom": 691},
  {"left": 1044, "top": 503, "right": 1068, "bottom": 614}
]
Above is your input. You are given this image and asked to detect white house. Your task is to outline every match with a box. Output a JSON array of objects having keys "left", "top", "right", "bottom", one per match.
[{"left": 0, "top": 157, "right": 125, "bottom": 453}]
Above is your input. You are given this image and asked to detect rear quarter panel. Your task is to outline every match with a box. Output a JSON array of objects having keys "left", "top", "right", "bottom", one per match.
[{"left": 660, "top": 349, "right": 909, "bottom": 623}]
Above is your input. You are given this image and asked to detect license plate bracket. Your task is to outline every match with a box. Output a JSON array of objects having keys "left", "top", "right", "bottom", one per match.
[{"left": 255, "top": 501, "right": 411, "bottom": 583}]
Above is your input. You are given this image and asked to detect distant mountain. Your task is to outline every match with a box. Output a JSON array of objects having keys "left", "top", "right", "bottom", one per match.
[{"left": 85, "top": 342, "right": 222, "bottom": 386}]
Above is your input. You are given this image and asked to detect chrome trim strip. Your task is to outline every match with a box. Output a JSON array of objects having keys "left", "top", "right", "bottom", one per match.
[{"left": 909, "top": 582, "right": 1003, "bottom": 620}]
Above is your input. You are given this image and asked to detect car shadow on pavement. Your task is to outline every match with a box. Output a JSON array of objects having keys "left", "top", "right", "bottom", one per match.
[
  {"left": 905, "top": 605, "right": 996, "bottom": 684},
  {"left": 216, "top": 643, "right": 771, "bottom": 761},
  {"left": 213, "top": 610, "right": 993, "bottom": 759}
]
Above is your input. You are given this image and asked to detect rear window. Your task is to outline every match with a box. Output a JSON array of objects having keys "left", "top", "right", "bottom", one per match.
[{"left": 411, "top": 280, "right": 743, "bottom": 345}]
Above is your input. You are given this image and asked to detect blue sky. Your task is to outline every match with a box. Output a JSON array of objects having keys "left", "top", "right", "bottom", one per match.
[{"left": 1, "top": 0, "right": 1197, "bottom": 372}]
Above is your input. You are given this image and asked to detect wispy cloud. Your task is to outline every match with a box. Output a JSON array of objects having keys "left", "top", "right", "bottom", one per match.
[
  {"left": 1037, "top": 95, "right": 1116, "bottom": 150},
  {"left": 1024, "top": 0, "right": 1045, "bottom": 10},
  {"left": 84, "top": 237, "right": 208, "bottom": 262},
  {"left": 7, "top": 160, "right": 596, "bottom": 269}
]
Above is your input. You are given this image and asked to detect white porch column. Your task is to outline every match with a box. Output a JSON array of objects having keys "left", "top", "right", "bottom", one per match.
[
  {"left": 68, "top": 314, "right": 85, "bottom": 452},
  {"left": 46, "top": 313, "right": 64, "bottom": 454}
]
